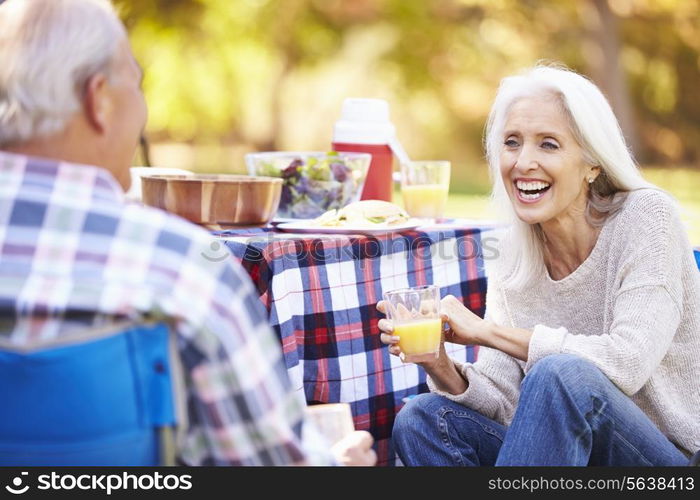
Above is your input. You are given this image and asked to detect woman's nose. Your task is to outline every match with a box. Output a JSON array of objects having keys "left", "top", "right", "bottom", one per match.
[{"left": 514, "top": 144, "right": 539, "bottom": 172}]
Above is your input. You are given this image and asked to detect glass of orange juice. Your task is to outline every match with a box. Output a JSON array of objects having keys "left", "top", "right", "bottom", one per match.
[
  {"left": 383, "top": 284, "right": 442, "bottom": 363},
  {"left": 400, "top": 161, "right": 451, "bottom": 222}
]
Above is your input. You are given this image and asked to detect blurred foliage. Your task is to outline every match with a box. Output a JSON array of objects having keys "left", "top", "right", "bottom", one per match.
[{"left": 116, "top": 0, "right": 700, "bottom": 192}]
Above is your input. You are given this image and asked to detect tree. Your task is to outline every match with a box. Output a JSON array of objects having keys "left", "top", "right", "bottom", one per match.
[{"left": 116, "top": 0, "right": 700, "bottom": 179}]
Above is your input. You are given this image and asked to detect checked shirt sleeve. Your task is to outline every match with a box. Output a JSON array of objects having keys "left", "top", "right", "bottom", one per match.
[{"left": 156, "top": 227, "right": 327, "bottom": 465}]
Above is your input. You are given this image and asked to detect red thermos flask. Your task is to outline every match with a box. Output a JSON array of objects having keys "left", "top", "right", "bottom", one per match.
[{"left": 332, "top": 98, "right": 400, "bottom": 202}]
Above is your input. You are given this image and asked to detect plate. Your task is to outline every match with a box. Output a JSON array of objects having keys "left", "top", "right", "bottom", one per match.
[
  {"left": 421, "top": 218, "right": 504, "bottom": 229},
  {"left": 270, "top": 217, "right": 310, "bottom": 226},
  {"left": 276, "top": 220, "right": 422, "bottom": 236}
]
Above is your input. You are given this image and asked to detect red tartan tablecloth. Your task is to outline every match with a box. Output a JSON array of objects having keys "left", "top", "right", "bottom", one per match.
[{"left": 215, "top": 223, "right": 493, "bottom": 465}]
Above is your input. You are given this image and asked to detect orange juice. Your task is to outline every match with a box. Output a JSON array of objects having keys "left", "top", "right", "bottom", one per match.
[
  {"left": 402, "top": 184, "right": 449, "bottom": 218},
  {"left": 394, "top": 318, "right": 442, "bottom": 361}
]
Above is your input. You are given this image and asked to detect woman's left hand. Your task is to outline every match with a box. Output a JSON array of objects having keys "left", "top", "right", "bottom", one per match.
[{"left": 440, "top": 294, "right": 492, "bottom": 346}]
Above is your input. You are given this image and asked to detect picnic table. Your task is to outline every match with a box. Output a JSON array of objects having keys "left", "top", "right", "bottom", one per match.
[{"left": 215, "top": 221, "right": 494, "bottom": 465}]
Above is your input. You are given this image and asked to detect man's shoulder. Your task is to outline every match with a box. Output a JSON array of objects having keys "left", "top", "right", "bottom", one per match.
[
  {"left": 116, "top": 203, "right": 245, "bottom": 293},
  {"left": 116, "top": 203, "right": 263, "bottom": 326},
  {"left": 120, "top": 203, "right": 215, "bottom": 250}
]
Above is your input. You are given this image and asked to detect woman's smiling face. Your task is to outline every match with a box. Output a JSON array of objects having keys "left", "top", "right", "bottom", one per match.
[{"left": 499, "top": 93, "right": 599, "bottom": 226}]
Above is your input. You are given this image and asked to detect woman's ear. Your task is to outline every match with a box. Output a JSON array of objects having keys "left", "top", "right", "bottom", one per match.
[{"left": 83, "top": 73, "right": 111, "bottom": 134}]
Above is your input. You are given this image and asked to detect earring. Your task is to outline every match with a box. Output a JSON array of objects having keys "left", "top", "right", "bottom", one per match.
[{"left": 588, "top": 178, "right": 594, "bottom": 184}]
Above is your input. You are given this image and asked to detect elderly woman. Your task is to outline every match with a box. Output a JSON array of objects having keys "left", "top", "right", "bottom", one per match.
[{"left": 378, "top": 65, "right": 700, "bottom": 466}]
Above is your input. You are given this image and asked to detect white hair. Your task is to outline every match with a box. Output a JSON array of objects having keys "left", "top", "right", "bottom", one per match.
[
  {"left": 0, "top": 0, "right": 125, "bottom": 146},
  {"left": 484, "top": 63, "right": 653, "bottom": 288}
]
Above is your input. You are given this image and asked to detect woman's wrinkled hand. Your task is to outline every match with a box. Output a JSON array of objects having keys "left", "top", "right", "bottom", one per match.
[
  {"left": 440, "top": 294, "right": 491, "bottom": 345},
  {"left": 376, "top": 300, "right": 402, "bottom": 357},
  {"left": 376, "top": 300, "right": 449, "bottom": 369}
]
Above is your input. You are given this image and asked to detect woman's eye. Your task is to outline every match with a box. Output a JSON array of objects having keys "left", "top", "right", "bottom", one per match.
[
  {"left": 542, "top": 141, "right": 559, "bottom": 150},
  {"left": 504, "top": 139, "right": 519, "bottom": 147}
]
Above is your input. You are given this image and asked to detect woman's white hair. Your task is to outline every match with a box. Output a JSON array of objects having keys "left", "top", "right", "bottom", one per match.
[
  {"left": 0, "top": 0, "right": 125, "bottom": 146},
  {"left": 484, "top": 63, "right": 653, "bottom": 288}
]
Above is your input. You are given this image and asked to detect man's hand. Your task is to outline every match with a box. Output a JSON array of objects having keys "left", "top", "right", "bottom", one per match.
[{"left": 331, "top": 430, "right": 377, "bottom": 466}]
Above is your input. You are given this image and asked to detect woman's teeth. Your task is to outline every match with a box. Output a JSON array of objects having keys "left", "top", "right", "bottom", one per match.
[
  {"left": 521, "top": 191, "right": 546, "bottom": 200},
  {"left": 515, "top": 180, "right": 551, "bottom": 201}
]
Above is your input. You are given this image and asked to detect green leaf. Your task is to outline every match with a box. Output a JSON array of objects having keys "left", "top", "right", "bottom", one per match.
[{"left": 367, "top": 216, "right": 386, "bottom": 224}]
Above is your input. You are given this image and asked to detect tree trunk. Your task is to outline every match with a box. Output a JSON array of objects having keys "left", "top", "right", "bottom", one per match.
[{"left": 585, "top": 0, "right": 641, "bottom": 160}]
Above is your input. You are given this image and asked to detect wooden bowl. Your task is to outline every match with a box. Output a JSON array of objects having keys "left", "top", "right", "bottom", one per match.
[{"left": 141, "top": 174, "right": 283, "bottom": 227}]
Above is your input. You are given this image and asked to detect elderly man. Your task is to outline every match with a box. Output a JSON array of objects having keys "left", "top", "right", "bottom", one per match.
[{"left": 0, "top": 0, "right": 375, "bottom": 466}]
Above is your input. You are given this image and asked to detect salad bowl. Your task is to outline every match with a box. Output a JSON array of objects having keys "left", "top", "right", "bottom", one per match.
[{"left": 245, "top": 151, "right": 370, "bottom": 219}]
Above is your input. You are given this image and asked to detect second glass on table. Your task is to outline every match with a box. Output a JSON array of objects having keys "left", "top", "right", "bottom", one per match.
[
  {"left": 400, "top": 161, "right": 451, "bottom": 220},
  {"left": 382, "top": 284, "right": 442, "bottom": 363}
]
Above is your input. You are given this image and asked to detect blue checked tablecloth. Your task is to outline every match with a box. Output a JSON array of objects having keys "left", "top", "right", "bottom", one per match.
[{"left": 214, "top": 223, "right": 493, "bottom": 465}]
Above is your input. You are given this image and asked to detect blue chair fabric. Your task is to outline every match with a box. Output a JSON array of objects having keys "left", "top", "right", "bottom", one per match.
[{"left": 0, "top": 322, "right": 176, "bottom": 466}]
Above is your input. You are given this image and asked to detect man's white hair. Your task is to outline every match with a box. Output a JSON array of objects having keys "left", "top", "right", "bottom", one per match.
[
  {"left": 0, "top": 0, "right": 125, "bottom": 146},
  {"left": 484, "top": 64, "right": 653, "bottom": 288}
]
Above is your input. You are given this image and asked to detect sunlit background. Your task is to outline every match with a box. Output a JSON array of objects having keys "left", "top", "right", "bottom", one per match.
[{"left": 115, "top": 0, "right": 700, "bottom": 243}]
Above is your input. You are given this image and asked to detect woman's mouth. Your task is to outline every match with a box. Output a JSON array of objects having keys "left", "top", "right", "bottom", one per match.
[{"left": 514, "top": 179, "right": 551, "bottom": 203}]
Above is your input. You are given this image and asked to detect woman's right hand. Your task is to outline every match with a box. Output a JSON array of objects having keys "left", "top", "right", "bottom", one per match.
[
  {"left": 376, "top": 300, "right": 469, "bottom": 395},
  {"left": 376, "top": 299, "right": 402, "bottom": 358},
  {"left": 376, "top": 300, "right": 448, "bottom": 370}
]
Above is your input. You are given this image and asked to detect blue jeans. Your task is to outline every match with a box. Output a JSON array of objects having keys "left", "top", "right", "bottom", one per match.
[{"left": 393, "top": 354, "right": 688, "bottom": 466}]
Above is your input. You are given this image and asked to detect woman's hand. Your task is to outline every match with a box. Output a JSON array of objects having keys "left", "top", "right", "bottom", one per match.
[
  {"left": 376, "top": 299, "right": 469, "bottom": 395},
  {"left": 376, "top": 300, "right": 450, "bottom": 371},
  {"left": 440, "top": 294, "right": 492, "bottom": 346}
]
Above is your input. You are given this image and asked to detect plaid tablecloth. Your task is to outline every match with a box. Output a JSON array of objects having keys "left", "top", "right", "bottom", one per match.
[{"left": 215, "top": 223, "right": 492, "bottom": 465}]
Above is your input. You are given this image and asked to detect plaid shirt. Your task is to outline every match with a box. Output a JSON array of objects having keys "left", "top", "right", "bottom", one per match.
[{"left": 0, "top": 151, "right": 331, "bottom": 465}]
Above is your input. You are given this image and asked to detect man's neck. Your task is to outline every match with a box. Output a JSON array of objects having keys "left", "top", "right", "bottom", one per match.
[
  {"left": 2, "top": 124, "right": 128, "bottom": 190},
  {"left": 4, "top": 130, "right": 94, "bottom": 168}
]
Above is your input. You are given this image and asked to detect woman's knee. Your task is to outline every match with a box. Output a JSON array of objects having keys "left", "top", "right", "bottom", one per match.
[
  {"left": 525, "top": 353, "right": 601, "bottom": 388},
  {"left": 393, "top": 393, "right": 505, "bottom": 466},
  {"left": 393, "top": 393, "right": 445, "bottom": 436}
]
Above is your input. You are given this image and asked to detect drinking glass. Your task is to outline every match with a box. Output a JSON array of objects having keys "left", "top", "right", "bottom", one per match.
[
  {"left": 400, "top": 161, "right": 451, "bottom": 222},
  {"left": 382, "top": 284, "right": 442, "bottom": 363}
]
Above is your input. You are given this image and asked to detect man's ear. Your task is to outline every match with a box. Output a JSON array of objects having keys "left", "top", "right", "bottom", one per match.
[{"left": 83, "top": 73, "right": 111, "bottom": 134}]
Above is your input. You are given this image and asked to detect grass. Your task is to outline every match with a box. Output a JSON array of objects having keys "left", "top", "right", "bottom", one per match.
[{"left": 395, "top": 167, "right": 700, "bottom": 245}]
